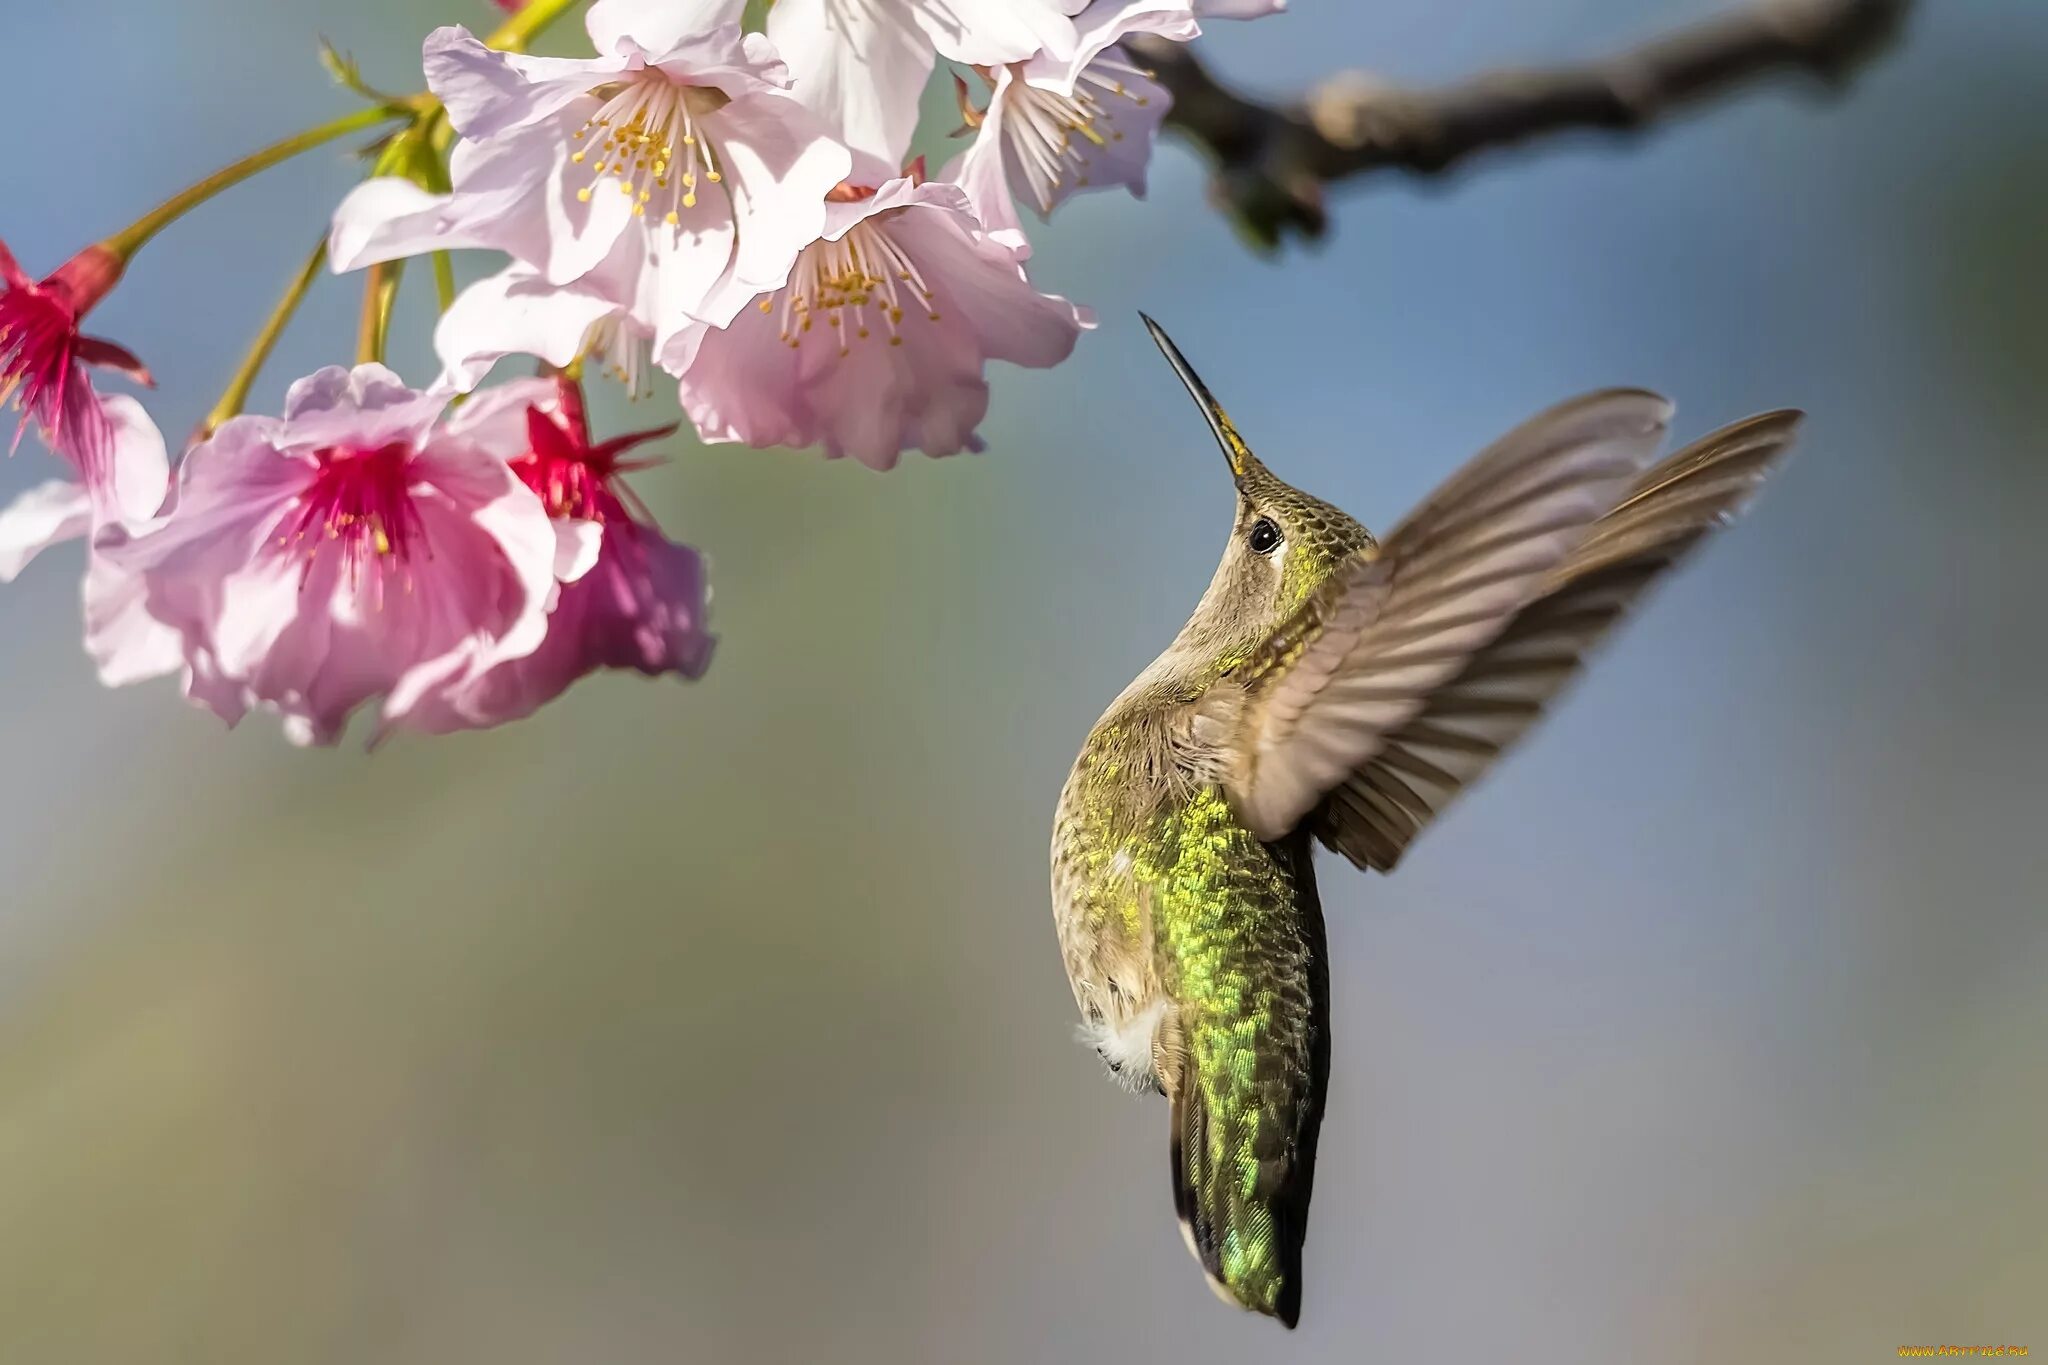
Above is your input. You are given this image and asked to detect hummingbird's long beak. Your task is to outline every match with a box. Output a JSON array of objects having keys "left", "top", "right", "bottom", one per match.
[{"left": 1140, "top": 313, "right": 1254, "bottom": 483}]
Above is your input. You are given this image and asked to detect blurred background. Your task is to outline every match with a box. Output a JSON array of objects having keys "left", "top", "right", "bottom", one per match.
[{"left": 2, "top": 0, "right": 2043, "bottom": 1360}]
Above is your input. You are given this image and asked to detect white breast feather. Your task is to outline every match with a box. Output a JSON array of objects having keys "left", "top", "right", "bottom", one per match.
[{"left": 1077, "top": 997, "right": 1167, "bottom": 1094}]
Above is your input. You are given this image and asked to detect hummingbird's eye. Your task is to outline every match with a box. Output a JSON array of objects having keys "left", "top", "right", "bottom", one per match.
[{"left": 1247, "top": 517, "right": 1283, "bottom": 556}]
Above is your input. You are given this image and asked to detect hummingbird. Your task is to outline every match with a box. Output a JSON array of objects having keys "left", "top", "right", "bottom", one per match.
[{"left": 1049, "top": 316, "right": 1801, "bottom": 1328}]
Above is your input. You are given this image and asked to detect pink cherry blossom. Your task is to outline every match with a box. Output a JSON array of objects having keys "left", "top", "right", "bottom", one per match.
[
  {"left": 0, "top": 238, "right": 154, "bottom": 512},
  {"left": 767, "top": 0, "right": 1079, "bottom": 168},
  {"left": 330, "top": 0, "right": 851, "bottom": 363},
  {"left": 674, "top": 175, "right": 1089, "bottom": 469},
  {"left": 949, "top": 0, "right": 1194, "bottom": 250},
  {"left": 399, "top": 377, "right": 713, "bottom": 734},
  {"left": 102, "top": 365, "right": 560, "bottom": 746}
]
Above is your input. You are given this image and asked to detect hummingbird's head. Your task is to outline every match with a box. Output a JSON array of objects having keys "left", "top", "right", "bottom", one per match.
[{"left": 1142, "top": 315, "right": 1376, "bottom": 676}]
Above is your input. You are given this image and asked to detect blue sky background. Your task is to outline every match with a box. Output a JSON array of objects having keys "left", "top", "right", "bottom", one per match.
[{"left": 1, "top": 1, "right": 2043, "bottom": 1360}]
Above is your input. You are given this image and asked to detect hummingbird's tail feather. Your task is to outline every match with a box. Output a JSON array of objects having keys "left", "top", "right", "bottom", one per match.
[{"left": 1164, "top": 851, "right": 1331, "bottom": 1330}]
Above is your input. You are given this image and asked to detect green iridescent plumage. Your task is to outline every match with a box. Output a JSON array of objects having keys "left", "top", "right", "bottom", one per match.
[{"left": 1053, "top": 723, "right": 1329, "bottom": 1322}]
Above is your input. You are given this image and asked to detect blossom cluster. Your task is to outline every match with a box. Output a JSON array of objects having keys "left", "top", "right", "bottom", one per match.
[{"left": 0, "top": 0, "right": 1279, "bottom": 744}]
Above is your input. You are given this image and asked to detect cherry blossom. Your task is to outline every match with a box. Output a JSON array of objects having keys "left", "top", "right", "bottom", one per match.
[
  {"left": 399, "top": 377, "right": 713, "bottom": 734},
  {"left": 949, "top": 0, "right": 1196, "bottom": 250},
  {"left": 0, "top": 0, "right": 1292, "bottom": 743},
  {"left": 102, "top": 365, "right": 561, "bottom": 745},
  {"left": 675, "top": 175, "right": 1088, "bottom": 469},
  {"left": 330, "top": 0, "right": 851, "bottom": 363}
]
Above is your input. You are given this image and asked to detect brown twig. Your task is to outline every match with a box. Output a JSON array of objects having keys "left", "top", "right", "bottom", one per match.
[{"left": 1132, "top": 0, "right": 1914, "bottom": 251}]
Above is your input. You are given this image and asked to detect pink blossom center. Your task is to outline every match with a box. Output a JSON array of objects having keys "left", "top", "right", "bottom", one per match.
[
  {"left": 283, "top": 441, "right": 424, "bottom": 587},
  {"left": 0, "top": 282, "right": 82, "bottom": 445},
  {"left": 516, "top": 403, "right": 671, "bottom": 523},
  {"left": 768, "top": 212, "right": 942, "bottom": 356},
  {"left": 0, "top": 242, "right": 147, "bottom": 473},
  {"left": 519, "top": 441, "right": 618, "bottom": 522},
  {"left": 571, "top": 76, "right": 732, "bottom": 226}
]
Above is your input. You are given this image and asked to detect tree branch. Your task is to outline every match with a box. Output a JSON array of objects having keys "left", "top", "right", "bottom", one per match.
[{"left": 1133, "top": 0, "right": 1914, "bottom": 251}]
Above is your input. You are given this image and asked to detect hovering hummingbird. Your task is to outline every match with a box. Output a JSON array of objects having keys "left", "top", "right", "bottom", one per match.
[{"left": 1049, "top": 317, "right": 1801, "bottom": 1328}]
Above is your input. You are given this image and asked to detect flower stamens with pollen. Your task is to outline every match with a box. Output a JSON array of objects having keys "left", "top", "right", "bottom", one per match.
[
  {"left": 0, "top": 286, "right": 75, "bottom": 445},
  {"left": 1002, "top": 52, "right": 1153, "bottom": 211},
  {"left": 773, "top": 214, "right": 942, "bottom": 357},
  {"left": 582, "top": 315, "right": 653, "bottom": 399},
  {"left": 515, "top": 380, "right": 673, "bottom": 525},
  {"left": 570, "top": 76, "right": 730, "bottom": 225},
  {"left": 281, "top": 441, "right": 423, "bottom": 597}
]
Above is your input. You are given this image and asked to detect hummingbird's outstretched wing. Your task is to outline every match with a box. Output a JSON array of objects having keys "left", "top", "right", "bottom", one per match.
[{"left": 1207, "top": 397, "right": 1801, "bottom": 863}]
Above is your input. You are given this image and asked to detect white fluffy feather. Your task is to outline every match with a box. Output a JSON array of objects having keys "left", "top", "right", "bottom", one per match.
[{"left": 1076, "top": 997, "right": 1168, "bottom": 1093}]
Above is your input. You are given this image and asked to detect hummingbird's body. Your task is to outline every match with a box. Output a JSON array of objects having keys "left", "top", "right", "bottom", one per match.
[
  {"left": 1052, "top": 755, "right": 1330, "bottom": 1324},
  {"left": 1052, "top": 319, "right": 1801, "bottom": 1328}
]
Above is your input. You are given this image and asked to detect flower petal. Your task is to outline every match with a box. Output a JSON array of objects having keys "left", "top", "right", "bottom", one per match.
[
  {"left": 331, "top": 178, "right": 483, "bottom": 272},
  {"left": 1059, "top": 0, "right": 1199, "bottom": 65},
  {"left": 393, "top": 443, "right": 561, "bottom": 694},
  {"left": 399, "top": 517, "right": 712, "bottom": 734},
  {"left": 552, "top": 517, "right": 604, "bottom": 583},
  {"left": 101, "top": 393, "right": 170, "bottom": 526},
  {"left": 0, "top": 479, "right": 91, "bottom": 582},
  {"left": 587, "top": 0, "right": 750, "bottom": 61},
  {"left": 914, "top": 0, "right": 1077, "bottom": 65},
  {"left": 678, "top": 180, "right": 1084, "bottom": 465},
  {"left": 424, "top": 26, "right": 623, "bottom": 140},
  {"left": 766, "top": 0, "right": 936, "bottom": 167},
  {"left": 889, "top": 200, "right": 1088, "bottom": 369},
  {"left": 280, "top": 364, "right": 447, "bottom": 451},
  {"left": 82, "top": 529, "right": 186, "bottom": 688},
  {"left": 434, "top": 267, "right": 626, "bottom": 392},
  {"left": 0, "top": 236, "right": 30, "bottom": 290},
  {"left": 688, "top": 92, "right": 852, "bottom": 329},
  {"left": 438, "top": 374, "right": 563, "bottom": 447},
  {"left": 943, "top": 70, "right": 1031, "bottom": 255}
]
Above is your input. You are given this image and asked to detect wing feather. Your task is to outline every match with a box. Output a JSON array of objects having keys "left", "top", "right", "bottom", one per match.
[
  {"left": 1219, "top": 402, "right": 1801, "bottom": 854},
  {"left": 1312, "top": 410, "right": 1801, "bottom": 869},
  {"left": 1222, "top": 390, "right": 1679, "bottom": 840}
]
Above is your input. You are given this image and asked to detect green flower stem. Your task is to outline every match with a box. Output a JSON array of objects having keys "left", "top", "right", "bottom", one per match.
[
  {"left": 431, "top": 251, "right": 458, "bottom": 312},
  {"left": 201, "top": 237, "right": 331, "bottom": 436},
  {"left": 412, "top": 109, "right": 460, "bottom": 314},
  {"left": 357, "top": 258, "right": 406, "bottom": 366},
  {"left": 101, "top": 104, "right": 412, "bottom": 261},
  {"left": 486, "top": 0, "right": 588, "bottom": 53}
]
